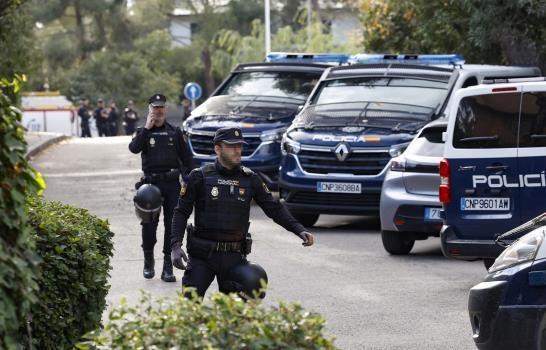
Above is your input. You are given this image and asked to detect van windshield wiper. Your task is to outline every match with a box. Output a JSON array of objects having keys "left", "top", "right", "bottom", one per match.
[{"left": 496, "top": 212, "right": 546, "bottom": 247}]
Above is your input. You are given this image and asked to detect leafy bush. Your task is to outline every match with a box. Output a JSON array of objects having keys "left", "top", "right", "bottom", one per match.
[
  {"left": 78, "top": 291, "right": 338, "bottom": 350},
  {"left": 24, "top": 197, "right": 114, "bottom": 349},
  {"left": 0, "top": 74, "right": 41, "bottom": 349}
]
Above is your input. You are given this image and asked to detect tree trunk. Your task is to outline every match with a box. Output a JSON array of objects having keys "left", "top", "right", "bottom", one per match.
[
  {"left": 74, "top": 0, "right": 87, "bottom": 60},
  {"left": 201, "top": 47, "right": 215, "bottom": 96}
]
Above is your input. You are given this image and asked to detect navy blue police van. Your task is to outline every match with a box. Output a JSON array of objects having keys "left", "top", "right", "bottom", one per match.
[
  {"left": 440, "top": 77, "right": 546, "bottom": 268},
  {"left": 468, "top": 212, "right": 546, "bottom": 349},
  {"left": 279, "top": 54, "right": 540, "bottom": 227},
  {"left": 182, "top": 53, "right": 349, "bottom": 189}
]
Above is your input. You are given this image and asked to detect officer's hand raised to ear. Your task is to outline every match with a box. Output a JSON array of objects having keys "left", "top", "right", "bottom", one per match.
[
  {"left": 171, "top": 244, "right": 188, "bottom": 270},
  {"left": 298, "top": 231, "right": 314, "bottom": 247}
]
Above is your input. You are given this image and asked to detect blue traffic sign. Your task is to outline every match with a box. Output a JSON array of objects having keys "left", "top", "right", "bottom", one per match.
[{"left": 184, "top": 82, "right": 202, "bottom": 101}]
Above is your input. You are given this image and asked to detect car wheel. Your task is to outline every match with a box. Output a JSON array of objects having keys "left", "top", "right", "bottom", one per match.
[
  {"left": 291, "top": 212, "right": 319, "bottom": 227},
  {"left": 381, "top": 230, "right": 415, "bottom": 255},
  {"left": 483, "top": 259, "right": 495, "bottom": 270}
]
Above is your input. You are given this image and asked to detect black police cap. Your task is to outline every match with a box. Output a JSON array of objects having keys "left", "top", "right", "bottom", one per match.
[
  {"left": 213, "top": 127, "right": 248, "bottom": 145},
  {"left": 148, "top": 93, "right": 166, "bottom": 107}
]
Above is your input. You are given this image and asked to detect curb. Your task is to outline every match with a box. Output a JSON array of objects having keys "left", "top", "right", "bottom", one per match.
[{"left": 25, "top": 135, "right": 70, "bottom": 160}]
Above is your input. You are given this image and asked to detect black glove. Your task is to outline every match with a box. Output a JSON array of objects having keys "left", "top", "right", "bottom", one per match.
[
  {"left": 171, "top": 244, "right": 188, "bottom": 270},
  {"left": 298, "top": 231, "right": 314, "bottom": 247}
]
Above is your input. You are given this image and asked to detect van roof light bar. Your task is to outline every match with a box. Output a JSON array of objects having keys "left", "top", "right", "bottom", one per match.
[
  {"left": 265, "top": 52, "right": 351, "bottom": 65},
  {"left": 349, "top": 54, "right": 465, "bottom": 66}
]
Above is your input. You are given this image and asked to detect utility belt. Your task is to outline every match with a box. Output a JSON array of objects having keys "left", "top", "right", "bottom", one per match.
[
  {"left": 186, "top": 224, "right": 252, "bottom": 258},
  {"left": 135, "top": 169, "right": 180, "bottom": 189}
]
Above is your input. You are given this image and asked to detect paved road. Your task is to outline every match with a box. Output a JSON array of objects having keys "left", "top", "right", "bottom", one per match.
[{"left": 31, "top": 136, "right": 485, "bottom": 349}]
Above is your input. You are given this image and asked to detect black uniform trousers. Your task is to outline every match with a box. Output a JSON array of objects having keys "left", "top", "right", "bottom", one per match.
[
  {"left": 125, "top": 122, "right": 136, "bottom": 135},
  {"left": 97, "top": 122, "right": 109, "bottom": 137},
  {"left": 141, "top": 179, "right": 181, "bottom": 256},
  {"left": 182, "top": 251, "right": 246, "bottom": 297},
  {"left": 81, "top": 122, "right": 91, "bottom": 137}
]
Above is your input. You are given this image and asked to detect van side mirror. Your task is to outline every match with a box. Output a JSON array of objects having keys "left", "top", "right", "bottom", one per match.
[{"left": 442, "top": 131, "right": 447, "bottom": 142}]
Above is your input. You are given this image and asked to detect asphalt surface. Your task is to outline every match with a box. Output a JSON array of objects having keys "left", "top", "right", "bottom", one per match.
[{"left": 31, "top": 136, "right": 485, "bottom": 350}]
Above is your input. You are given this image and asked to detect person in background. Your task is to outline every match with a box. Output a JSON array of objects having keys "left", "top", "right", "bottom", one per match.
[
  {"left": 94, "top": 98, "right": 109, "bottom": 137},
  {"left": 77, "top": 98, "right": 92, "bottom": 138},
  {"left": 124, "top": 100, "right": 139, "bottom": 135},
  {"left": 108, "top": 100, "right": 119, "bottom": 136}
]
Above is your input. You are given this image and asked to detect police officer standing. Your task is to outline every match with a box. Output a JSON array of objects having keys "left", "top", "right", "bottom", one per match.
[
  {"left": 77, "top": 98, "right": 92, "bottom": 137},
  {"left": 129, "top": 93, "right": 191, "bottom": 282},
  {"left": 123, "top": 100, "right": 139, "bottom": 135},
  {"left": 94, "top": 98, "right": 109, "bottom": 137},
  {"left": 170, "top": 127, "right": 314, "bottom": 297}
]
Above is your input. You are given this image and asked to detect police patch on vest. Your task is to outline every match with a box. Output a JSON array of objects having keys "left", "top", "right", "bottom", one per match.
[
  {"left": 150, "top": 137, "right": 156, "bottom": 146},
  {"left": 180, "top": 183, "right": 187, "bottom": 196},
  {"left": 211, "top": 186, "right": 219, "bottom": 197},
  {"left": 262, "top": 182, "right": 270, "bottom": 193}
]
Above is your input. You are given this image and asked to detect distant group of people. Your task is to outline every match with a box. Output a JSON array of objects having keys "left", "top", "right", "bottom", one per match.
[{"left": 77, "top": 98, "right": 139, "bottom": 137}]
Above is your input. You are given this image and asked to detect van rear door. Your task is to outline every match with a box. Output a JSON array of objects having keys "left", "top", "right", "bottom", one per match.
[
  {"left": 517, "top": 85, "right": 546, "bottom": 222},
  {"left": 445, "top": 89, "right": 522, "bottom": 239}
]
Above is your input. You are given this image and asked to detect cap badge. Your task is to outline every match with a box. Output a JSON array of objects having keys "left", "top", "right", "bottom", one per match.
[
  {"left": 235, "top": 130, "right": 240, "bottom": 136},
  {"left": 211, "top": 186, "right": 219, "bottom": 197},
  {"left": 156, "top": 95, "right": 160, "bottom": 100}
]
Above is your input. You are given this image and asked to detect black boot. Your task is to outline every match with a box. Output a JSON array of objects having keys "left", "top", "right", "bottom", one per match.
[
  {"left": 161, "top": 256, "right": 176, "bottom": 282},
  {"left": 143, "top": 250, "right": 155, "bottom": 279}
]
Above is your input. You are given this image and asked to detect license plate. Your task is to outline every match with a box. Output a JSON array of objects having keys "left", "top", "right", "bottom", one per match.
[
  {"left": 316, "top": 182, "right": 361, "bottom": 194},
  {"left": 460, "top": 197, "right": 510, "bottom": 211},
  {"left": 424, "top": 207, "right": 442, "bottom": 220}
]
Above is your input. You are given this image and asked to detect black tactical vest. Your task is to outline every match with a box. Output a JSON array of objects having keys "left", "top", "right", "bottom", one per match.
[
  {"left": 141, "top": 123, "right": 181, "bottom": 174},
  {"left": 194, "top": 164, "right": 252, "bottom": 242}
]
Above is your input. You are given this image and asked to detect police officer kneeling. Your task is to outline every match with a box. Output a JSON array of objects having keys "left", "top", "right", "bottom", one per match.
[
  {"left": 170, "top": 127, "right": 314, "bottom": 298},
  {"left": 129, "top": 93, "right": 191, "bottom": 282}
]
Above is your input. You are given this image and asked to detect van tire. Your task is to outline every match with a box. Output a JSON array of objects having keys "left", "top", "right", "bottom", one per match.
[
  {"left": 291, "top": 213, "right": 319, "bottom": 227},
  {"left": 382, "top": 230, "right": 415, "bottom": 255}
]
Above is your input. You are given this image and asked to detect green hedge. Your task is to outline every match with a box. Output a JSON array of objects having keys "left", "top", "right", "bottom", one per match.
[
  {"left": 24, "top": 197, "right": 114, "bottom": 349},
  {"left": 0, "top": 75, "right": 40, "bottom": 349},
  {"left": 78, "top": 291, "right": 338, "bottom": 350}
]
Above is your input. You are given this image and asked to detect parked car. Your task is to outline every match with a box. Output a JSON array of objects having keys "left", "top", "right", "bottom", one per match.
[
  {"left": 468, "top": 212, "right": 546, "bottom": 350},
  {"left": 380, "top": 119, "right": 447, "bottom": 254},
  {"left": 440, "top": 77, "right": 546, "bottom": 267}
]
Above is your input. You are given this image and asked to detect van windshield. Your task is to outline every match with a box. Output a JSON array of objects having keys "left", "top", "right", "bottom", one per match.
[
  {"left": 217, "top": 71, "right": 320, "bottom": 100},
  {"left": 191, "top": 95, "right": 303, "bottom": 120},
  {"left": 311, "top": 77, "right": 449, "bottom": 111}
]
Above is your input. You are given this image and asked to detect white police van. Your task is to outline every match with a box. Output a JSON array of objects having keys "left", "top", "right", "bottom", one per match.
[{"left": 440, "top": 77, "right": 546, "bottom": 267}]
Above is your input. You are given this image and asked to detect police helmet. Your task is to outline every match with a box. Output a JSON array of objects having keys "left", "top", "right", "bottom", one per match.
[
  {"left": 133, "top": 184, "right": 162, "bottom": 223},
  {"left": 225, "top": 262, "right": 268, "bottom": 300}
]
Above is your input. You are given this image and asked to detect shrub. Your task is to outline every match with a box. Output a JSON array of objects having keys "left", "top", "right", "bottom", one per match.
[
  {"left": 77, "top": 291, "right": 338, "bottom": 350},
  {"left": 24, "top": 197, "right": 114, "bottom": 349},
  {"left": 0, "top": 74, "right": 40, "bottom": 349}
]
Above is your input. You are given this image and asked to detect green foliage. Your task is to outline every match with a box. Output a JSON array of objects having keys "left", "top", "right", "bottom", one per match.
[
  {"left": 0, "top": 74, "right": 40, "bottom": 350},
  {"left": 463, "top": 0, "right": 546, "bottom": 71},
  {"left": 0, "top": 1, "right": 42, "bottom": 80},
  {"left": 77, "top": 291, "right": 338, "bottom": 350},
  {"left": 359, "top": 0, "right": 544, "bottom": 68},
  {"left": 24, "top": 196, "right": 114, "bottom": 349}
]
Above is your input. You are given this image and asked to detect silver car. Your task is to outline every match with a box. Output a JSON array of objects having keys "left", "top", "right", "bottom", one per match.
[{"left": 380, "top": 119, "right": 447, "bottom": 254}]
